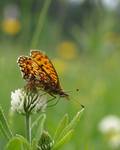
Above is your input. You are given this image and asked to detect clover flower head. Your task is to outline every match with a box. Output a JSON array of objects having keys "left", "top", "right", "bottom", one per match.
[
  {"left": 98, "top": 115, "right": 120, "bottom": 134},
  {"left": 11, "top": 89, "right": 47, "bottom": 115}
]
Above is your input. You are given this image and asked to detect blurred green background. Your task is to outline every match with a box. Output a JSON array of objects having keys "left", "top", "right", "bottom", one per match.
[{"left": 0, "top": 0, "right": 120, "bottom": 149}]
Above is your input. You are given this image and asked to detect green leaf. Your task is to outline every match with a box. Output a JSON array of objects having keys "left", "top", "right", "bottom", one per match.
[
  {"left": 5, "top": 136, "right": 31, "bottom": 150},
  {"left": 0, "top": 106, "right": 13, "bottom": 140},
  {"left": 52, "top": 129, "right": 74, "bottom": 150},
  {"left": 31, "top": 114, "right": 45, "bottom": 130},
  {"left": 35, "top": 114, "right": 46, "bottom": 142},
  {"left": 59, "top": 107, "right": 84, "bottom": 140},
  {"left": 16, "top": 134, "right": 31, "bottom": 149},
  {"left": 54, "top": 114, "right": 69, "bottom": 141}
]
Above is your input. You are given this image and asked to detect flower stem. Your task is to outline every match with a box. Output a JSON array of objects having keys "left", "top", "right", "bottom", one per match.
[{"left": 25, "top": 113, "right": 31, "bottom": 143}]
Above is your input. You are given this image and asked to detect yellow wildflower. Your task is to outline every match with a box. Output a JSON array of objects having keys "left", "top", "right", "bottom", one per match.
[
  {"left": 2, "top": 18, "right": 21, "bottom": 35},
  {"left": 57, "top": 41, "right": 78, "bottom": 60}
]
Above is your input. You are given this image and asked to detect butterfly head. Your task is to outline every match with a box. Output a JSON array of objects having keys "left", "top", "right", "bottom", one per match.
[{"left": 59, "top": 90, "right": 69, "bottom": 100}]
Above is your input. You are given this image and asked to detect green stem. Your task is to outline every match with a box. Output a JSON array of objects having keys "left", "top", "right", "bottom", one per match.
[
  {"left": 25, "top": 113, "right": 31, "bottom": 144},
  {"left": 31, "top": 0, "right": 52, "bottom": 48}
]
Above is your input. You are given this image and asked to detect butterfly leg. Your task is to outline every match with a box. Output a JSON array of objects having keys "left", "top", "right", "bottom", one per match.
[
  {"left": 47, "top": 96, "right": 60, "bottom": 107},
  {"left": 46, "top": 93, "right": 60, "bottom": 107},
  {"left": 47, "top": 93, "right": 56, "bottom": 103}
]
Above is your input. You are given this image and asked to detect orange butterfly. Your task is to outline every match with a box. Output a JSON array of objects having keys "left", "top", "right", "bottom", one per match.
[{"left": 17, "top": 50, "right": 69, "bottom": 99}]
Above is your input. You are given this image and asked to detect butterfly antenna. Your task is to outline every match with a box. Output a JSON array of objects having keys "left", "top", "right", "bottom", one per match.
[
  {"left": 67, "top": 88, "right": 85, "bottom": 109},
  {"left": 65, "top": 93, "right": 85, "bottom": 111},
  {"left": 65, "top": 88, "right": 81, "bottom": 96},
  {"left": 71, "top": 97, "right": 85, "bottom": 109}
]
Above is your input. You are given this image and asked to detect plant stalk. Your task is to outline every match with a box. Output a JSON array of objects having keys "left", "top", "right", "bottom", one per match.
[
  {"left": 25, "top": 113, "right": 31, "bottom": 143},
  {"left": 31, "top": 0, "right": 52, "bottom": 48}
]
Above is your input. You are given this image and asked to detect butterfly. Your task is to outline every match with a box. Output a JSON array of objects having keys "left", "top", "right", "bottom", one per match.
[{"left": 17, "top": 50, "right": 69, "bottom": 99}]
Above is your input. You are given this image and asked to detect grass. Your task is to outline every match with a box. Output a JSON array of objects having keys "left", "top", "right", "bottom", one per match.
[
  {"left": 0, "top": 43, "right": 120, "bottom": 149},
  {"left": 0, "top": 1, "right": 120, "bottom": 149}
]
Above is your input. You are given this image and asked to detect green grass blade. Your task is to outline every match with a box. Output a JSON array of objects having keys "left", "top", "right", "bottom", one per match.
[
  {"left": 0, "top": 106, "right": 13, "bottom": 139},
  {"left": 52, "top": 129, "right": 74, "bottom": 150},
  {"left": 54, "top": 114, "right": 69, "bottom": 141},
  {"left": 0, "top": 122, "right": 10, "bottom": 140},
  {"left": 31, "top": 138, "right": 37, "bottom": 150},
  {"left": 31, "top": 0, "right": 52, "bottom": 48}
]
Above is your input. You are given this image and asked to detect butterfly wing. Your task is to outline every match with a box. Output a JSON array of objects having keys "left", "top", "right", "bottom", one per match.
[
  {"left": 30, "top": 50, "right": 60, "bottom": 88},
  {"left": 17, "top": 56, "right": 50, "bottom": 87},
  {"left": 17, "top": 50, "right": 63, "bottom": 95}
]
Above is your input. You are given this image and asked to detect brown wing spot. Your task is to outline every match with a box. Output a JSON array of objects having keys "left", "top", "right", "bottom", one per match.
[
  {"left": 44, "top": 61, "right": 48, "bottom": 65},
  {"left": 37, "top": 57, "right": 41, "bottom": 61},
  {"left": 46, "top": 66, "right": 49, "bottom": 70},
  {"left": 36, "top": 55, "right": 42, "bottom": 60}
]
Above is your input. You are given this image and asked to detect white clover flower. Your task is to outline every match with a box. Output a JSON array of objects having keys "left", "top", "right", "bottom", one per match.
[
  {"left": 11, "top": 89, "right": 47, "bottom": 114},
  {"left": 11, "top": 89, "right": 25, "bottom": 113},
  {"left": 98, "top": 115, "right": 120, "bottom": 134}
]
